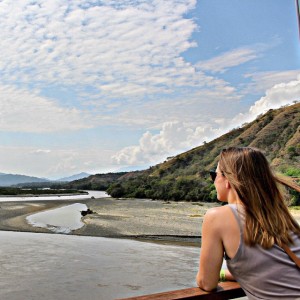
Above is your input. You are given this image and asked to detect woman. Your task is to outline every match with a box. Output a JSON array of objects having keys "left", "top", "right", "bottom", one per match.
[{"left": 196, "top": 147, "right": 300, "bottom": 299}]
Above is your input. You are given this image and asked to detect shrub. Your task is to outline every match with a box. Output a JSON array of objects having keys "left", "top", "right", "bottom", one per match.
[{"left": 284, "top": 167, "right": 300, "bottom": 177}]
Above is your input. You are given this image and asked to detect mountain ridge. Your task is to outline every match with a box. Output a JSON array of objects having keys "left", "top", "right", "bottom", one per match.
[
  {"left": 0, "top": 173, "right": 49, "bottom": 187},
  {"left": 0, "top": 172, "right": 90, "bottom": 187},
  {"left": 57, "top": 172, "right": 91, "bottom": 182},
  {"left": 103, "top": 103, "right": 299, "bottom": 203}
]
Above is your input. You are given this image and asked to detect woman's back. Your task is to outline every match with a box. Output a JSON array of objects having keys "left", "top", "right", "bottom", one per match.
[
  {"left": 196, "top": 147, "right": 300, "bottom": 297},
  {"left": 226, "top": 204, "right": 300, "bottom": 300}
]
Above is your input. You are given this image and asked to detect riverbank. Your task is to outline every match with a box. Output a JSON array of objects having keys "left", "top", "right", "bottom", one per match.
[
  {"left": 77, "top": 198, "right": 220, "bottom": 245},
  {"left": 0, "top": 197, "right": 218, "bottom": 245},
  {"left": 0, "top": 197, "right": 299, "bottom": 246}
]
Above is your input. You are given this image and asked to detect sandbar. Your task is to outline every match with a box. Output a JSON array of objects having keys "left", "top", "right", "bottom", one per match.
[{"left": 0, "top": 197, "right": 219, "bottom": 245}]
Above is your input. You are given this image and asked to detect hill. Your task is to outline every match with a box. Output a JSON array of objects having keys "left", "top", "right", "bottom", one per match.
[
  {"left": 62, "top": 172, "right": 129, "bottom": 191},
  {"left": 0, "top": 173, "right": 49, "bottom": 187},
  {"left": 57, "top": 172, "right": 91, "bottom": 182},
  {"left": 105, "top": 103, "right": 300, "bottom": 203}
]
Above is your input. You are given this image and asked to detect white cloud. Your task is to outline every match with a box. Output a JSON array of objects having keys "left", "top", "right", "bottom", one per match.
[
  {"left": 32, "top": 149, "right": 52, "bottom": 154},
  {"left": 113, "top": 77, "right": 300, "bottom": 166},
  {"left": 0, "top": 85, "right": 90, "bottom": 132},
  {"left": 214, "top": 77, "right": 300, "bottom": 136},
  {"left": 248, "top": 77, "right": 300, "bottom": 116},
  {"left": 0, "top": 146, "right": 116, "bottom": 178},
  {"left": 230, "top": 76, "right": 300, "bottom": 127},
  {"left": 112, "top": 121, "right": 223, "bottom": 165},
  {"left": 90, "top": 81, "right": 241, "bottom": 129},
  {"left": 0, "top": 0, "right": 208, "bottom": 101},
  {"left": 243, "top": 70, "right": 300, "bottom": 94},
  {"left": 196, "top": 47, "right": 258, "bottom": 73},
  {"left": 0, "top": 0, "right": 245, "bottom": 133}
]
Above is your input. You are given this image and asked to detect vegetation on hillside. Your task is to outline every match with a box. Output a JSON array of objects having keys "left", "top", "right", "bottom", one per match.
[
  {"left": 60, "top": 172, "right": 128, "bottom": 191},
  {"left": 106, "top": 103, "right": 300, "bottom": 203}
]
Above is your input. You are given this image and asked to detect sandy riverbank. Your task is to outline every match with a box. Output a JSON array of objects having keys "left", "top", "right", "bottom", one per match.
[
  {"left": 0, "top": 197, "right": 219, "bottom": 245},
  {"left": 0, "top": 197, "right": 299, "bottom": 245}
]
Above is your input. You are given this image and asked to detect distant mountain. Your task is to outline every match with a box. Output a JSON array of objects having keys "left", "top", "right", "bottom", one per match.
[
  {"left": 0, "top": 173, "right": 49, "bottom": 187},
  {"left": 57, "top": 172, "right": 91, "bottom": 182},
  {"left": 62, "top": 172, "right": 128, "bottom": 190}
]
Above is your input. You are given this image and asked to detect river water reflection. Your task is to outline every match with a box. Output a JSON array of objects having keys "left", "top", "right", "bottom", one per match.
[
  {"left": 0, "top": 190, "right": 109, "bottom": 202},
  {"left": 0, "top": 231, "right": 200, "bottom": 300},
  {"left": 0, "top": 190, "right": 109, "bottom": 234},
  {"left": 26, "top": 203, "right": 88, "bottom": 233}
]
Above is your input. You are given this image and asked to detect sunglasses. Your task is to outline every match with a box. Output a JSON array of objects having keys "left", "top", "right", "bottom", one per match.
[{"left": 209, "top": 170, "right": 224, "bottom": 182}]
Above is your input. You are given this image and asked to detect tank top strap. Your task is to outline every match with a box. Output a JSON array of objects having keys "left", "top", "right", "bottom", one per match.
[{"left": 227, "top": 204, "right": 244, "bottom": 238}]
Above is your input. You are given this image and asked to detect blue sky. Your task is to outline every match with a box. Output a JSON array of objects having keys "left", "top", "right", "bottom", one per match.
[{"left": 0, "top": 0, "right": 299, "bottom": 179}]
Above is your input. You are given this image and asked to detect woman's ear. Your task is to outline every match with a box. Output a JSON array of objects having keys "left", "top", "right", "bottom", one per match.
[{"left": 225, "top": 180, "right": 231, "bottom": 189}]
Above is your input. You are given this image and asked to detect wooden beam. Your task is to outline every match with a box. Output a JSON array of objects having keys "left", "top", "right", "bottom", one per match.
[{"left": 117, "top": 282, "right": 246, "bottom": 300}]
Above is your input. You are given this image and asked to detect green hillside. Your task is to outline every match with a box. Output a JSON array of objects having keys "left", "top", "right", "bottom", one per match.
[
  {"left": 61, "top": 172, "right": 128, "bottom": 190},
  {"left": 106, "top": 103, "right": 300, "bottom": 203}
]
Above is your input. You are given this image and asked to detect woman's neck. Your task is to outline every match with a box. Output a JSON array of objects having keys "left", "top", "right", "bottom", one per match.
[{"left": 227, "top": 189, "right": 243, "bottom": 205}]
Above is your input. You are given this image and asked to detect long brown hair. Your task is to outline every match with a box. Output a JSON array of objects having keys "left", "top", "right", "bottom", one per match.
[{"left": 218, "top": 147, "right": 300, "bottom": 249}]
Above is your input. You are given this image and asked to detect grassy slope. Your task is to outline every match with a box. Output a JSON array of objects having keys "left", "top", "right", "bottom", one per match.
[
  {"left": 149, "top": 103, "right": 299, "bottom": 178},
  {"left": 106, "top": 103, "right": 299, "bottom": 201}
]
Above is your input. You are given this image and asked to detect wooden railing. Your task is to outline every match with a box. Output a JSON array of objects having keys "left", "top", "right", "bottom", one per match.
[{"left": 117, "top": 282, "right": 246, "bottom": 300}]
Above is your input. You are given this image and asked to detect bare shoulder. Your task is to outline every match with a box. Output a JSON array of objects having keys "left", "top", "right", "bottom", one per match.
[
  {"left": 203, "top": 205, "right": 234, "bottom": 230},
  {"left": 204, "top": 205, "right": 232, "bottom": 219},
  {"left": 202, "top": 206, "right": 231, "bottom": 239},
  {"left": 203, "top": 205, "right": 238, "bottom": 241}
]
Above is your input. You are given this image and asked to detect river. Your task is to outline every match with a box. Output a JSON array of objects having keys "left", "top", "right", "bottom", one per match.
[
  {"left": 0, "top": 190, "right": 109, "bottom": 202},
  {"left": 0, "top": 192, "right": 229, "bottom": 300},
  {"left": 26, "top": 203, "right": 89, "bottom": 233},
  {"left": 0, "top": 231, "right": 200, "bottom": 300}
]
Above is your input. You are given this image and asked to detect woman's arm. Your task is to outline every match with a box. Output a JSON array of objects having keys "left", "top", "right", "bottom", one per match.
[{"left": 196, "top": 208, "right": 225, "bottom": 291}]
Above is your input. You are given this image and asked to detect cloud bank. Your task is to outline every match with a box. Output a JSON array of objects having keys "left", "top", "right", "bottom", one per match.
[
  {"left": 0, "top": 0, "right": 238, "bottom": 133},
  {"left": 0, "top": 85, "right": 90, "bottom": 132},
  {"left": 113, "top": 76, "right": 300, "bottom": 166},
  {"left": 196, "top": 47, "right": 258, "bottom": 74},
  {"left": 0, "top": 145, "right": 116, "bottom": 178},
  {"left": 0, "top": 0, "right": 204, "bottom": 99}
]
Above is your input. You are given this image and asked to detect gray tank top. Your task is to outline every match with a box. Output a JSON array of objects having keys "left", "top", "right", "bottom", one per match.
[{"left": 226, "top": 204, "right": 300, "bottom": 300}]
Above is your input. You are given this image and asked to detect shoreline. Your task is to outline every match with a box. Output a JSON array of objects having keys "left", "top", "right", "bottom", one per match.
[
  {"left": 0, "top": 197, "right": 299, "bottom": 246},
  {"left": 0, "top": 197, "right": 217, "bottom": 246}
]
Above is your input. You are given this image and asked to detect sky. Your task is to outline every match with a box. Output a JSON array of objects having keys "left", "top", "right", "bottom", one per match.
[{"left": 0, "top": 0, "right": 299, "bottom": 179}]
